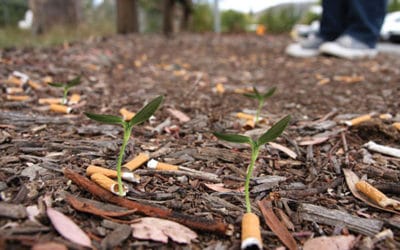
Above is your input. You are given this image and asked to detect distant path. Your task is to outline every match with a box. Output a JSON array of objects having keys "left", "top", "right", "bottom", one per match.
[{"left": 377, "top": 42, "right": 400, "bottom": 55}]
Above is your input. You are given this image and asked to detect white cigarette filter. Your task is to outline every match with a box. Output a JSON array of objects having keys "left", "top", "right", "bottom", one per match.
[
  {"left": 90, "top": 173, "right": 128, "bottom": 196},
  {"left": 86, "top": 165, "right": 140, "bottom": 183},
  {"left": 123, "top": 152, "right": 149, "bottom": 171},
  {"left": 364, "top": 141, "right": 400, "bottom": 158},
  {"left": 49, "top": 104, "right": 72, "bottom": 114},
  {"left": 147, "top": 159, "right": 179, "bottom": 171},
  {"left": 241, "top": 213, "right": 262, "bottom": 250},
  {"left": 6, "top": 87, "right": 24, "bottom": 94},
  {"left": 393, "top": 122, "right": 400, "bottom": 131}
]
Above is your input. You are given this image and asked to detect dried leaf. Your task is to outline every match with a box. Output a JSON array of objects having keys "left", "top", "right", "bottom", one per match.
[
  {"left": 131, "top": 217, "right": 197, "bottom": 244},
  {"left": 46, "top": 207, "right": 91, "bottom": 248},
  {"left": 257, "top": 199, "right": 298, "bottom": 250},
  {"left": 343, "top": 169, "right": 400, "bottom": 215},
  {"left": 298, "top": 136, "right": 329, "bottom": 146},
  {"left": 303, "top": 235, "right": 355, "bottom": 250},
  {"left": 167, "top": 108, "right": 191, "bottom": 123},
  {"left": 204, "top": 183, "right": 243, "bottom": 193},
  {"left": 268, "top": 142, "right": 297, "bottom": 159}
]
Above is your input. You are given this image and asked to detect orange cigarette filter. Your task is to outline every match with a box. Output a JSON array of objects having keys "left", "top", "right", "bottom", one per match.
[
  {"left": 38, "top": 98, "right": 62, "bottom": 105},
  {"left": 6, "top": 87, "right": 24, "bottom": 94},
  {"left": 379, "top": 113, "right": 392, "bottom": 120},
  {"left": 123, "top": 152, "right": 149, "bottom": 171},
  {"left": 392, "top": 122, "right": 400, "bottom": 131},
  {"left": 234, "top": 87, "right": 253, "bottom": 94},
  {"left": 244, "top": 119, "right": 255, "bottom": 129},
  {"left": 90, "top": 173, "right": 128, "bottom": 196},
  {"left": 215, "top": 83, "right": 225, "bottom": 94},
  {"left": 6, "top": 76, "right": 23, "bottom": 86},
  {"left": 87, "top": 165, "right": 140, "bottom": 183},
  {"left": 6, "top": 95, "right": 30, "bottom": 101},
  {"left": 69, "top": 94, "right": 81, "bottom": 105},
  {"left": 119, "top": 108, "right": 136, "bottom": 121},
  {"left": 344, "top": 114, "right": 372, "bottom": 126},
  {"left": 50, "top": 104, "right": 72, "bottom": 114},
  {"left": 356, "top": 181, "right": 400, "bottom": 210},
  {"left": 241, "top": 212, "right": 262, "bottom": 250},
  {"left": 236, "top": 112, "right": 255, "bottom": 121},
  {"left": 28, "top": 80, "right": 42, "bottom": 90},
  {"left": 147, "top": 159, "right": 179, "bottom": 171}
]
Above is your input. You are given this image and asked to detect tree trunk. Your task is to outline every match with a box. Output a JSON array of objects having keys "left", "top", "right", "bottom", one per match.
[
  {"left": 29, "top": 0, "right": 81, "bottom": 34},
  {"left": 116, "top": 0, "right": 138, "bottom": 34}
]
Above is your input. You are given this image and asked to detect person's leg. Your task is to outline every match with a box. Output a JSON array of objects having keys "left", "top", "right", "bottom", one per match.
[
  {"left": 343, "top": 0, "right": 387, "bottom": 48},
  {"left": 319, "top": 0, "right": 347, "bottom": 41}
]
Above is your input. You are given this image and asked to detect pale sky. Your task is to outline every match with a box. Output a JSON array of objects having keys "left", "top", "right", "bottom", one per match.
[{"left": 219, "top": 0, "right": 318, "bottom": 13}]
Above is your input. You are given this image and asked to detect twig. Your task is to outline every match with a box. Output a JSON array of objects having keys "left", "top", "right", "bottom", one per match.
[{"left": 63, "top": 168, "right": 232, "bottom": 235}]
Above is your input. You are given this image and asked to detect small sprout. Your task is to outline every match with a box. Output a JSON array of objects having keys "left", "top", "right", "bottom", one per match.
[
  {"left": 48, "top": 76, "right": 81, "bottom": 104},
  {"left": 243, "top": 86, "right": 276, "bottom": 126},
  {"left": 214, "top": 114, "right": 290, "bottom": 213},
  {"left": 214, "top": 114, "right": 290, "bottom": 250},
  {"left": 85, "top": 95, "right": 163, "bottom": 196}
]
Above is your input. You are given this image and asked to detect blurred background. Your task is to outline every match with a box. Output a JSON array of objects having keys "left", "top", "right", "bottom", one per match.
[{"left": 0, "top": 0, "right": 399, "bottom": 48}]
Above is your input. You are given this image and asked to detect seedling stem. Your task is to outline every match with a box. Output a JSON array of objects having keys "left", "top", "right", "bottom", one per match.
[{"left": 85, "top": 96, "right": 163, "bottom": 196}]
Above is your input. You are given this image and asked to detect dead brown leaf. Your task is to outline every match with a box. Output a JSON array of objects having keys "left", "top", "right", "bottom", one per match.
[{"left": 303, "top": 235, "right": 355, "bottom": 250}]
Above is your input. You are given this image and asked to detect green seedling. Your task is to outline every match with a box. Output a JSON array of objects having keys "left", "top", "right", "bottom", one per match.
[
  {"left": 243, "top": 86, "right": 276, "bottom": 126},
  {"left": 214, "top": 114, "right": 290, "bottom": 213},
  {"left": 85, "top": 96, "right": 163, "bottom": 196},
  {"left": 48, "top": 76, "right": 81, "bottom": 104}
]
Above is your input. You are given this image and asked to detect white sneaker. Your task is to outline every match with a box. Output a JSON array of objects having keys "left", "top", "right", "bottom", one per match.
[
  {"left": 286, "top": 35, "right": 325, "bottom": 58},
  {"left": 319, "top": 35, "right": 378, "bottom": 59}
]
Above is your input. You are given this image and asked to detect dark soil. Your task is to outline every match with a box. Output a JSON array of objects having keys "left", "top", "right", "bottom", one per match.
[{"left": 1, "top": 34, "right": 400, "bottom": 249}]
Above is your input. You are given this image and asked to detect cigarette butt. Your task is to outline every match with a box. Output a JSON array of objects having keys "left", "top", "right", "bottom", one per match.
[
  {"left": 379, "top": 113, "right": 392, "bottom": 120},
  {"left": 147, "top": 159, "right": 179, "bottom": 171},
  {"left": 123, "top": 152, "right": 149, "bottom": 171},
  {"left": 90, "top": 173, "right": 128, "bottom": 196},
  {"left": 50, "top": 104, "right": 71, "bottom": 114},
  {"left": 243, "top": 119, "right": 255, "bottom": 129},
  {"left": 69, "top": 94, "right": 81, "bottom": 105},
  {"left": 119, "top": 108, "right": 136, "bottom": 121},
  {"left": 393, "top": 122, "right": 400, "bottom": 131},
  {"left": 43, "top": 76, "right": 53, "bottom": 84},
  {"left": 6, "top": 76, "right": 23, "bottom": 86},
  {"left": 356, "top": 181, "right": 400, "bottom": 210},
  {"left": 28, "top": 80, "right": 42, "bottom": 90},
  {"left": 236, "top": 112, "right": 255, "bottom": 121},
  {"left": 38, "top": 98, "right": 62, "bottom": 105},
  {"left": 215, "top": 83, "right": 225, "bottom": 94},
  {"left": 6, "top": 95, "right": 30, "bottom": 101},
  {"left": 344, "top": 114, "right": 372, "bottom": 126},
  {"left": 86, "top": 165, "right": 140, "bottom": 183},
  {"left": 234, "top": 87, "right": 253, "bottom": 94},
  {"left": 6, "top": 87, "right": 24, "bottom": 94},
  {"left": 241, "top": 212, "right": 262, "bottom": 250}
]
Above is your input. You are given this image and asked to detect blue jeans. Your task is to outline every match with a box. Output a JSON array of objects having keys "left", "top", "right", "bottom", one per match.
[{"left": 319, "top": 0, "right": 387, "bottom": 48}]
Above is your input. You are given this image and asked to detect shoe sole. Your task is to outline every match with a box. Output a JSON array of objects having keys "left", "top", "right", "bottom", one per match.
[{"left": 319, "top": 42, "right": 377, "bottom": 59}]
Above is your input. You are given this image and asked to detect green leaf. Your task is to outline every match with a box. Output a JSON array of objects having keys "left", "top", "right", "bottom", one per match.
[
  {"left": 66, "top": 76, "right": 81, "bottom": 88},
  {"left": 252, "top": 86, "right": 261, "bottom": 98},
  {"left": 262, "top": 87, "right": 276, "bottom": 99},
  {"left": 243, "top": 92, "right": 258, "bottom": 99},
  {"left": 85, "top": 112, "right": 124, "bottom": 124},
  {"left": 257, "top": 115, "right": 291, "bottom": 146},
  {"left": 48, "top": 82, "right": 64, "bottom": 88},
  {"left": 129, "top": 96, "right": 163, "bottom": 127},
  {"left": 213, "top": 132, "right": 251, "bottom": 144}
]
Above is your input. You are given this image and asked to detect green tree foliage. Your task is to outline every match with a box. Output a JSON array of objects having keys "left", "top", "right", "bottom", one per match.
[
  {"left": 221, "top": 9, "right": 248, "bottom": 33},
  {"left": 258, "top": 6, "right": 303, "bottom": 33},
  {"left": 190, "top": 3, "right": 213, "bottom": 32},
  {"left": 388, "top": 0, "right": 400, "bottom": 12},
  {"left": 0, "top": 0, "right": 28, "bottom": 27}
]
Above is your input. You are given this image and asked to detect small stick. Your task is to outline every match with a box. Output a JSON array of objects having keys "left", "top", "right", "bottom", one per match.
[
  {"left": 341, "top": 131, "right": 349, "bottom": 166},
  {"left": 355, "top": 181, "right": 400, "bottom": 210},
  {"left": 63, "top": 168, "right": 232, "bottom": 235}
]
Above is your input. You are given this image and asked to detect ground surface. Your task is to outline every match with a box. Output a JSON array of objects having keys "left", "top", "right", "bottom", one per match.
[{"left": 0, "top": 34, "right": 400, "bottom": 249}]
